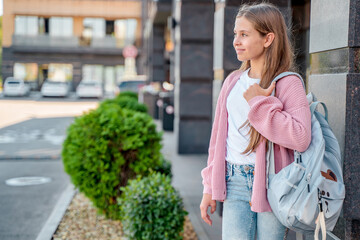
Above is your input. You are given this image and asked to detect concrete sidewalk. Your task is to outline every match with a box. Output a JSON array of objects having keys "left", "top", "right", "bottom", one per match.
[
  {"left": 159, "top": 121, "right": 301, "bottom": 240},
  {"left": 159, "top": 122, "right": 222, "bottom": 240}
]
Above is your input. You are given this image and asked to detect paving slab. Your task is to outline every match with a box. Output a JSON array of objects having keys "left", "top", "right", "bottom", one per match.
[{"left": 159, "top": 121, "right": 222, "bottom": 240}]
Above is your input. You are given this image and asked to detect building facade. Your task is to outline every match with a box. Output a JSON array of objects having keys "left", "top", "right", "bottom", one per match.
[{"left": 2, "top": 0, "right": 142, "bottom": 93}]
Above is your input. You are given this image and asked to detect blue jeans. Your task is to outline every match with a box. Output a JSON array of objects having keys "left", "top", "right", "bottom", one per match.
[{"left": 222, "top": 162, "right": 286, "bottom": 240}]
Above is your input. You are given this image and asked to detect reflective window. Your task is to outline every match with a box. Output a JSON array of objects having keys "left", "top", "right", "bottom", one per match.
[
  {"left": 126, "top": 19, "right": 137, "bottom": 45},
  {"left": 49, "top": 17, "right": 73, "bottom": 37},
  {"left": 82, "top": 65, "right": 104, "bottom": 82},
  {"left": 115, "top": 19, "right": 137, "bottom": 47},
  {"left": 14, "top": 63, "right": 38, "bottom": 89},
  {"left": 15, "top": 16, "right": 38, "bottom": 35},
  {"left": 83, "top": 18, "right": 105, "bottom": 38},
  {"left": 104, "top": 66, "right": 116, "bottom": 93},
  {"left": 14, "top": 63, "right": 38, "bottom": 81},
  {"left": 48, "top": 64, "right": 73, "bottom": 81},
  {"left": 116, "top": 65, "right": 125, "bottom": 83}
]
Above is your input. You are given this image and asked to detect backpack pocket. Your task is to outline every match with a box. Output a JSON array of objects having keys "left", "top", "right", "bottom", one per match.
[
  {"left": 268, "top": 162, "right": 306, "bottom": 202},
  {"left": 293, "top": 176, "right": 345, "bottom": 232},
  {"left": 267, "top": 162, "right": 306, "bottom": 226},
  {"left": 317, "top": 178, "right": 345, "bottom": 231}
]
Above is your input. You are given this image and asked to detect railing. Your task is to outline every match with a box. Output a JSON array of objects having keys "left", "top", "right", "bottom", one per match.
[
  {"left": 12, "top": 35, "right": 137, "bottom": 49},
  {"left": 13, "top": 35, "right": 78, "bottom": 48}
]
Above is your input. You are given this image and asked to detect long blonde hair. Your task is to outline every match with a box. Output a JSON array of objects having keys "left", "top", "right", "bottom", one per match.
[{"left": 237, "top": 3, "right": 296, "bottom": 154}]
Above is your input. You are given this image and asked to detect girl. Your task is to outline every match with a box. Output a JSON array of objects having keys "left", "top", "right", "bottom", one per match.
[{"left": 200, "top": 3, "right": 311, "bottom": 240}]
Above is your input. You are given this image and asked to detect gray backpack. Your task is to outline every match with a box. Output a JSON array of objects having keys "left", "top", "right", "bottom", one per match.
[{"left": 266, "top": 72, "right": 345, "bottom": 239}]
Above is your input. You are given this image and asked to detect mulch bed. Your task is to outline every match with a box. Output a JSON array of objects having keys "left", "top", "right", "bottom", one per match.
[{"left": 52, "top": 192, "right": 198, "bottom": 240}]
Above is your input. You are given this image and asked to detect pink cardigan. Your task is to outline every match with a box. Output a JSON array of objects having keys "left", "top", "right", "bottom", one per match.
[{"left": 201, "top": 70, "right": 311, "bottom": 212}]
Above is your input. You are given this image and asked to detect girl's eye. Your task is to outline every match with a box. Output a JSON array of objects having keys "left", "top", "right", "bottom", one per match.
[{"left": 233, "top": 33, "right": 247, "bottom": 38}]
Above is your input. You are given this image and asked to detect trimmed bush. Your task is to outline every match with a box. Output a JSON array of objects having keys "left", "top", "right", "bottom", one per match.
[
  {"left": 100, "top": 96, "right": 147, "bottom": 113},
  {"left": 117, "top": 91, "right": 138, "bottom": 100},
  {"left": 62, "top": 103, "right": 162, "bottom": 219},
  {"left": 154, "top": 156, "right": 172, "bottom": 179},
  {"left": 119, "top": 173, "right": 187, "bottom": 240}
]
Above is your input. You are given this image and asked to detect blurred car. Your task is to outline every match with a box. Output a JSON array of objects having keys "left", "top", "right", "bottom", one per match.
[
  {"left": 3, "top": 77, "right": 30, "bottom": 97},
  {"left": 117, "top": 80, "right": 145, "bottom": 94},
  {"left": 76, "top": 81, "right": 103, "bottom": 98},
  {"left": 41, "top": 80, "right": 71, "bottom": 97}
]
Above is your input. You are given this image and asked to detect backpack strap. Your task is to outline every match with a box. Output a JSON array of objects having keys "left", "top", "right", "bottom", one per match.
[
  {"left": 314, "top": 207, "right": 327, "bottom": 240},
  {"left": 310, "top": 101, "right": 329, "bottom": 121},
  {"left": 270, "top": 72, "right": 306, "bottom": 96},
  {"left": 266, "top": 72, "right": 306, "bottom": 189}
]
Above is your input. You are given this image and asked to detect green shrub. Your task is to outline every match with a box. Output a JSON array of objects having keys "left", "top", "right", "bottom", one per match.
[
  {"left": 119, "top": 173, "right": 187, "bottom": 240},
  {"left": 154, "top": 156, "right": 172, "bottom": 179},
  {"left": 100, "top": 96, "right": 147, "bottom": 113},
  {"left": 117, "top": 91, "right": 138, "bottom": 100},
  {"left": 62, "top": 103, "right": 162, "bottom": 219}
]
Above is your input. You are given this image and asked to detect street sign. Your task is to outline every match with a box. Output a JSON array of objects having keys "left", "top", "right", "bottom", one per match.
[{"left": 122, "top": 45, "right": 138, "bottom": 58}]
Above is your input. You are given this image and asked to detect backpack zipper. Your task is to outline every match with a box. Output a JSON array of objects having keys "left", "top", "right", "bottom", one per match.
[
  {"left": 295, "top": 151, "right": 302, "bottom": 163},
  {"left": 306, "top": 173, "right": 312, "bottom": 192}
]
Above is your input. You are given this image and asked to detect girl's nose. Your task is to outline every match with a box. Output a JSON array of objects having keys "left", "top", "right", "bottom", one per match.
[{"left": 233, "top": 35, "right": 241, "bottom": 45}]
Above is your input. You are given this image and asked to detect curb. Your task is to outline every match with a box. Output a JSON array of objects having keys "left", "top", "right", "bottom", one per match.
[
  {"left": 0, "top": 155, "right": 60, "bottom": 161},
  {"left": 35, "top": 184, "right": 76, "bottom": 240}
]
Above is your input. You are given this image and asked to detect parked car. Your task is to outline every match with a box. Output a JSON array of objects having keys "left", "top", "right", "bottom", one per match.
[
  {"left": 41, "top": 80, "right": 71, "bottom": 97},
  {"left": 76, "top": 81, "right": 103, "bottom": 98},
  {"left": 116, "top": 80, "right": 145, "bottom": 94},
  {"left": 3, "top": 77, "right": 30, "bottom": 97}
]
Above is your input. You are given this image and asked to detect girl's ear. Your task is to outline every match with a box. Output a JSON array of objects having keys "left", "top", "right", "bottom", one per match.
[{"left": 264, "top": 33, "right": 275, "bottom": 48}]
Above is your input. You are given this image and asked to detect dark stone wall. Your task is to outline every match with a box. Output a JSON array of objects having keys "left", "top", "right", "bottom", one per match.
[
  {"left": 344, "top": 1, "right": 360, "bottom": 239},
  {"left": 150, "top": 24, "right": 166, "bottom": 82},
  {"left": 309, "top": 0, "right": 360, "bottom": 239},
  {"left": 174, "top": 0, "right": 214, "bottom": 154}
]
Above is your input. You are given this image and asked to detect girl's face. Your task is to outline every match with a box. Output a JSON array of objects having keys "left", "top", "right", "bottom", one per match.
[{"left": 233, "top": 16, "right": 267, "bottom": 62}]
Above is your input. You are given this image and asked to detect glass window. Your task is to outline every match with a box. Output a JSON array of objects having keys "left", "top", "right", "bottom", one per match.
[
  {"left": 126, "top": 19, "right": 137, "bottom": 46},
  {"left": 14, "top": 63, "right": 38, "bottom": 81},
  {"left": 115, "top": 19, "right": 137, "bottom": 47},
  {"left": 15, "top": 16, "right": 38, "bottom": 35},
  {"left": 104, "top": 66, "right": 116, "bottom": 93},
  {"left": 106, "top": 20, "right": 115, "bottom": 36},
  {"left": 14, "top": 63, "right": 38, "bottom": 89},
  {"left": 83, "top": 18, "right": 105, "bottom": 38},
  {"left": 115, "top": 20, "right": 126, "bottom": 47},
  {"left": 48, "top": 64, "right": 73, "bottom": 81},
  {"left": 116, "top": 65, "right": 125, "bottom": 84},
  {"left": 82, "top": 65, "right": 104, "bottom": 83},
  {"left": 15, "top": 16, "right": 26, "bottom": 35},
  {"left": 39, "top": 17, "right": 50, "bottom": 34},
  {"left": 50, "top": 17, "right": 73, "bottom": 37}
]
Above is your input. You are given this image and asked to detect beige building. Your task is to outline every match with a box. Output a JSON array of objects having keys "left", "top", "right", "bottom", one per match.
[{"left": 2, "top": 0, "right": 143, "bottom": 92}]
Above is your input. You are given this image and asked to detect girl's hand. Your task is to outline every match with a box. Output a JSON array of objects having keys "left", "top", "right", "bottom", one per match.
[
  {"left": 244, "top": 82, "right": 276, "bottom": 102},
  {"left": 200, "top": 193, "right": 216, "bottom": 226}
]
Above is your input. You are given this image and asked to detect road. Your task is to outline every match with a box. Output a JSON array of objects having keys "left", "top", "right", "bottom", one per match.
[{"left": 0, "top": 94, "right": 99, "bottom": 240}]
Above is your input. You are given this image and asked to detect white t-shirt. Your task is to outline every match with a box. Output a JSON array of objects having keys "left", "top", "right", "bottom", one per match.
[{"left": 225, "top": 68, "right": 260, "bottom": 165}]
